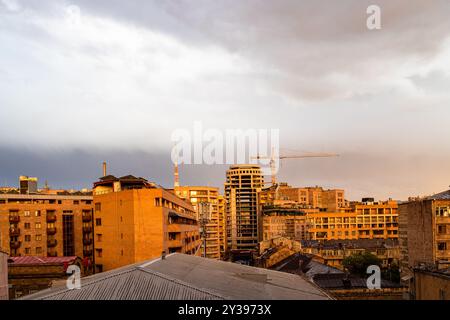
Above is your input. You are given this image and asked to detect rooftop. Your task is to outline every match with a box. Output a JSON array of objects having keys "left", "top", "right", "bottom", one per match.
[
  {"left": 8, "top": 256, "right": 78, "bottom": 266},
  {"left": 22, "top": 253, "right": 330, "bottom": 300},
  {"left": 426, "top": 189, "right": 450, "bottom": 201}
]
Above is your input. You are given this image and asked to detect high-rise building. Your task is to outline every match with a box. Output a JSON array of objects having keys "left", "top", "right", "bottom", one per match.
[
  {"left": 92, "top": 175, "right": 201, "bottom": 272},
  {"left": 224, "top": 165, "right": 264, "bottom": 253},
  {"left": 174, "top": 186, "right": 225, "bottom": 260},
  {"left": 0, "top": 191, "right": 94, "bottom": 266}
]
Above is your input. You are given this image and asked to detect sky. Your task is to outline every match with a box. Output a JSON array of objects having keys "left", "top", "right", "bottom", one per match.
[{"left": 1, "top": 0, "right": 450, "bottom": 200}]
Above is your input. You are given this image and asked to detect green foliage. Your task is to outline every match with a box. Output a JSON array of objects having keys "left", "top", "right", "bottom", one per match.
[{"left": 342, "top": 252, "right": 381, "bottom": 276}]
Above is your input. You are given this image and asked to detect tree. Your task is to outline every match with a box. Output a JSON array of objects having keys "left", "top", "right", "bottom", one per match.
[{"left": 342, "top": 252, "right": 381, "bottom": 276}]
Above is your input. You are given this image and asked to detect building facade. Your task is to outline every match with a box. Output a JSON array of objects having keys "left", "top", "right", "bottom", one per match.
[
  {"left": 278, "top": 185, "right": 346, "bottom": 211},
  {"left": 92, "top": 175, "right": 201, "bottom": 272},
  {"left": 412, "top": 267, "right": 450, "bottom": 300},
  {"left": 307, "top": 200, "right": 399, "bottom": 241},
  {"left": 399, "top": 190, "right": 450, "bottom": 278},
  {"left": 174, "top": 186, "right": 225, "bottom": 260},
  {"left": 0, "top": 250, "right": 7, "bottom": 300},
  {"left": 224, "top": 165, "right": 264, "bottom": 253},
  {"left": 261, "top": 204, "right": 310, "bottom": 241},
  {"left": 8, "top": 256, "right": 84, "bottom": 299},
  {"left": 0, "top": 193, "right": 94, "bottom": 266}
]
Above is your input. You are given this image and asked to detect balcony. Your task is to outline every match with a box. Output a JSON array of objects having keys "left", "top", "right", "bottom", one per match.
[
  {"left": 83, "top": 238, "right": 93, "bottom": 246},
  {"left": 82, "top": 213, "right": 92, "bottom": 222},
  {"left": 47, "top": 251, "right": 57, "bottom": 257},
  {"left": 83, "top": 250, "right": 93, "bottom": 257},
  {"left": 436, "top": 234, "right": 450, "bottom": 240},
  {"left": 47, "top": 239, "right": 58, "bottom": 247},
  {"left": 9, "top": 227, "right": 20, "bottom": 237},
  {"left": 9, "top": 216, "right": 20, "bottom": 223},
  {"left": 10, "top": 241, "right": 21, "bottom": 249},
  {"left": 46, "top": 214, "right": 57, "bottom": 223},
  {"left": 436, "top": 217, "right": 450, "bottom": 224},
  {"left": 83, "top": 226, "right": 92, "bottom": 233},
  {"left": 168, "top": 239, "right": 183, "bottom": 248},
  {"left": 47, "top": 227, "right": 57, "bottom": 235}
]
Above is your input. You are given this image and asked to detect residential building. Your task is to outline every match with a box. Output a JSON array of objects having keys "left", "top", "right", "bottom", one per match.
[
  {"left": 8, "top": 256, "right": 84, "bottom": 299},
  {"left": 0, "top": 250, "right": 7, "bottom": 300},
  {"left": 0, "top": 191, "right": 94, "bottom": 267},
  {"left": 411, "top": 267, "right": 450, "bottom": 300},
  {"left": 278, "top": 184, "right": 346, "bottom": 211},
  {"left": 261, "top": 203, "right": 311, "bottom": 241},
  {"left": 398, "top": 189, "right": 450, "bottom": 296},
  {"left": 174, "top": 186, "right": 225, "bottom": 260},
  {"left": 22, "top": 253, "right": 330, "bottom": 300},
  {"left": 224, "top": 165, "right": 264, "bottom": 254},
  {"left": 92, "top": 175, "right": 201, "bottom": 272},
  {"left": 301, "top": 239, "right": 400, "bottom": 270},
  {"left": 307, "top": 199, "right": 399, "bottom": 241},
  {"left": 19, "top": 176, "right": 38, "bottom": 195}
]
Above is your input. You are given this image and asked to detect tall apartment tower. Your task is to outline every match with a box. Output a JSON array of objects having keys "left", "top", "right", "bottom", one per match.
[{"left": 225, "top": 165, "right": 264, "bottom": 254}]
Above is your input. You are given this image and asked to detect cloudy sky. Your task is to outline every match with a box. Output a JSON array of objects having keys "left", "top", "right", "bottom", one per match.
[{"left": 1, "top": 0, "right": 449, "bottom": 200}]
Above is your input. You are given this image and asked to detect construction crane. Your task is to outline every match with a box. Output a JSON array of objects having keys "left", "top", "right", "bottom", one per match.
[{"left": 251, "top": 148, "right": 339, "bottom": 186}]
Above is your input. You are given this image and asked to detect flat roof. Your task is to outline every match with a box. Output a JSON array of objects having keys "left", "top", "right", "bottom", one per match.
[
  {"left": 22, "top": 254, "right": 330, "bottom": 300},
  {"left": 0, "top": 194, "right": 92, "bottom": 200}
]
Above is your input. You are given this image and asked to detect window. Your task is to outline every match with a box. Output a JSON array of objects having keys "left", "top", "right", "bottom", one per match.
[
  {"left": 96, "top": 218, "right": 102, "bottom": 226},
  {"left": 437, "top": 242, "right": 447, "bottom": 251},
  {"left": 97, "top": 234, "right": 102, "bottom": 242},
  {"left": 35, "top": 222, "right": 41, "bottom": 229},
  {"left": 35, "top": 234, "right": 42, "bottom": 241},
  {"left": 25, "top": 248, "right": 31, "bottom": 254},
  {"left": 24, "top": 223, "right": 31, "bottom": 230},
  {"left": 25, "top": 235, "right": 31, "bottom": 242},
  {"left": 73, "top": 200, "right": 79, "bottom": 205},
  {"left": 36, "top": 247, "right": 42, "bottom": 254},
  {"left": 95, "top": 203, "right": 101, "bottom": 212},
  {"left": 35, "top": 211, "right": 41, "bottom": 217},
  {"left": 96, "top": 249, "right": 103, "bottom": 257},
  {"left": 24, "top": 211, "right": 30, "bottom": 217}
]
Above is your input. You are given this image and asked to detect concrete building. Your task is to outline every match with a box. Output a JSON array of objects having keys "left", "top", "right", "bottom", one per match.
[
  {"left": 8, "top": 256, "right": 84, "bottom": 299},
  {"left": 174, "top": 186, "right": 225, "bottom": 260},
  {"left": 278, "top": 184, "right": 346, "bottom": 211},
  {"left": 412, "top": 267, "right": 450, "bottom": 300},
  {"left": 22, "top": 253, "right": 331, "bottom": 300},
  {"left": 0, "top": 192, "right": 94, "bottom": 266},
  {"left": 0, "top": 250, "right": 7, "bottom": 300},
  {"left": 261, "top": 203, "right": 311, "bottom": 241},
  {"left": 92, "top": 175, "right": 201, "bottom": 272},
  {"left": 224, "top": 165, "right": 264, "bottom": 254},
  {"left": 307, "top": 200, "right": 398, "bottom": 241},
  {"left": 398, "top": 189, "right": 450, "bottom": 296},
  {"left": 19, "top": 176, "right": 38, "bottom": 195},
  {"left": 301, "top": 239, "right": 400, "bottom": 270}
]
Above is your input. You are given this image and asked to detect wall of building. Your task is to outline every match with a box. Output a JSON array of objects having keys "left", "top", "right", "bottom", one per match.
[
  {"left": 414, "top": 270, "right": 450, "bottom": 300},
  {"left": 0, "top": 251, "right": 8, "bottom": 300},
  {"left": 93, "top": 188, "right": 201, "bottom": 272},
  {"left": 0, "top": 194, "right": 94, "bottom": 265}
]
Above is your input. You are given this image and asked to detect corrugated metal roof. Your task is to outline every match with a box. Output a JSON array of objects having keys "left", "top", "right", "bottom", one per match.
[{"left": 21, "top": 254, "right": 330, "bottom": 300}]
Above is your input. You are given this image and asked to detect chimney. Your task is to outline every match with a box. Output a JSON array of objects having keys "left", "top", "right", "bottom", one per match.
[{"left": 102, "top": 162, "right": 107, "bottom": 177}]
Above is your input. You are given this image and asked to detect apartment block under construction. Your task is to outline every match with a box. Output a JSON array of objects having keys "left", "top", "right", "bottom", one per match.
[
  {"left": 174, "top": 186, "right": 226, "bottom": 260},
  {"left": 0, "top": 177, "right": 94, "bottom": 268},
  {"left": 92, "top": 175, "right": 201, "bottom": 272},
  {"left": 225, "top": 165, "right": 264, "bottom": 254}
]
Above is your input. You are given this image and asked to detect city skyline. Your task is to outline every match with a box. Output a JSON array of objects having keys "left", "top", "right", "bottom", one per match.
[{"left": 1, "top": 0, "right": 450, "bottom": 201}]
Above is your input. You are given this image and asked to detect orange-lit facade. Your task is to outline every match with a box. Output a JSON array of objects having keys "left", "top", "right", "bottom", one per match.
[
  {"left": 0, "top": 193, "right": 94, "bottom": 266},
  {"left": 92, "top": 175, "right": 201, "bottom": 272},
  {"left": 307, "top": 200, "right": 399, "bottom": 241},
  {"left": 174, "top": 186, "right": 225, "bottom": 260}
]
